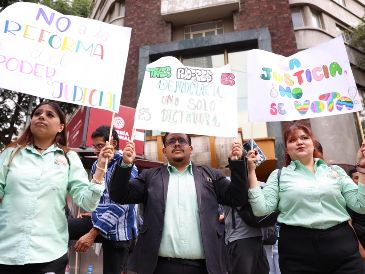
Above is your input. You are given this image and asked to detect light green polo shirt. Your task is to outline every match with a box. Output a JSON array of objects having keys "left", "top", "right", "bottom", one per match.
[
  {"left": 0, "top": 145, "right": 104, "bottom": 265},
  {"left": 248, "top": 158, "right": 365, "bottom": 229},
  {"left": 158, "top": 162, "right": 204, "bottom": 259}
]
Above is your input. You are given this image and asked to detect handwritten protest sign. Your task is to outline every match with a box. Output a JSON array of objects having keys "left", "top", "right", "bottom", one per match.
[
  {"left": 134, "top": 56, "right": 238, "bottom": 137},
  {"left": 0, "top": 2, "right": 131, "bottom": 112},
  {"left": 247, "top": 36, "right": 362, "bottom": 121}
]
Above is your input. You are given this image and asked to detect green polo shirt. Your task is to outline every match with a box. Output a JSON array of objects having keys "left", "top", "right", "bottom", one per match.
[
  {"left": 248, "top": 159, "right": 365, "bottom": 229},
  {"left": 158, "top": 162, "right": 204, "bottom": 259},
  {"left": 0, "top": 145, "right": 104, "bottom": 265}
]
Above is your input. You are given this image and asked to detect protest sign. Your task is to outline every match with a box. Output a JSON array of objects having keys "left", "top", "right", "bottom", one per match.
[
  {"left": 87, "top": 106, "right": 145, "bottom": 156},
  {"left": 0, "top": 2, "right": 131, "bottom": 112},
  {"left": 134, "top": 56, "right": 238, "bottom": 137},
  {"left": 247, "top": 36, "right": 361, "bottom": 121}
]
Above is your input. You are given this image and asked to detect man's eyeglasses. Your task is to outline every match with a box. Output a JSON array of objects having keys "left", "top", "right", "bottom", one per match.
[
  {"left": 92, "top": 143, "right": 106, "bottom": 150},
  {"left": 165, "top": 137, "right": 189, "bottom": 147}
]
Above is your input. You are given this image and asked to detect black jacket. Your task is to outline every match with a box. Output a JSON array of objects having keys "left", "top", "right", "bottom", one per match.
[{"left": 109, "top": 159, "right": 249, "bottom": 274}]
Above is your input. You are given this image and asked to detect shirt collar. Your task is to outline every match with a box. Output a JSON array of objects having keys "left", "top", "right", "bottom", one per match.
[
  {"left": 288, "top": 158, "right": 326, "bottom": 170},
  {"left": 167, "top": 161, "right": 193, "bottom": 175},
  {"left": 26, "top": 144, "right": 63, "bottom": 154}
]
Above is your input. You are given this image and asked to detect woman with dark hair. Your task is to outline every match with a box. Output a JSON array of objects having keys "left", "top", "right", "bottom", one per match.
[
  {"left": 0, "top": 101, "right": 113, "bottom": 274},
  {"left": 247, "top": 122, "right": 365, "bottom": 274}
]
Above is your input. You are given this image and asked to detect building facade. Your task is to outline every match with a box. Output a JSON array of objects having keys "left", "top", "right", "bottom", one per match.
[
  {"left": 288, "top": 0, "right": 365, "bottom": 165},
  {"left": 90, "top": 0, "right": 365, "bottom": 167}
]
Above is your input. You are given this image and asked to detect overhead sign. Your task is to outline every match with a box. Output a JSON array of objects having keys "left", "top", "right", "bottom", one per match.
[
  {"left": 0, "top": 2, "right": 131, "bottom": 112},
  {"left": 134, "top": 56, "right": 238, "bottom": 137},
  {"left": 87, "top": 106, "right": 144, "bottom": 156},
  {"left": 66, "top": 106, "right": 87, "bottom": 148},
  {"left": 247, "top": 36, "right": 362, "bottom": 121}
]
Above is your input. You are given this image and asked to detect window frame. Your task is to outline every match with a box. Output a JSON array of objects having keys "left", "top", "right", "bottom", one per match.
[
  {"left": 311, "top": 9, "right": 324, "bottom": 30},
  {"left": 291, "top": 8, "right": 304, "bottom": 29},
  {"left": 335, "top": 24, "right": 352, "bottom": 43},
  {"left": 333, "top": 0, "right": 346, "bottom": 7},
  {"left": 184, "top": 20, "right": 224, "bottom": 40}
]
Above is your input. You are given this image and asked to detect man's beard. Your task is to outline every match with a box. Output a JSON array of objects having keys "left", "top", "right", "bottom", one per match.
[
  {"left": 172, "top": 155, "right": 184, "bottom": 162},
  {"left": 171, "top": 147, "right": 186, "bottom": 163}
]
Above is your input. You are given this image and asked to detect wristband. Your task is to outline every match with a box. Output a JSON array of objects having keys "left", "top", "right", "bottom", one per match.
[
  {"left": 91, "top": 178, "right": 105, "bottom": 185},
  {"left": 96, "top": 164, "right": 106, "bottom": 172},
  {"left": 121, "top": 160, "right": 133, "bottom": 168}
]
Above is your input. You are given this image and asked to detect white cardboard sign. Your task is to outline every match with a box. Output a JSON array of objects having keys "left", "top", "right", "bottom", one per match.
[
  {"left": 134, "top": 56, "right": 238, "bottom": 137},
  {"left": 247, "top": 36, "right": 361, "bottom": 121},
  {"left": 0, "top": 2, "right": 131, "bottom": 112}
]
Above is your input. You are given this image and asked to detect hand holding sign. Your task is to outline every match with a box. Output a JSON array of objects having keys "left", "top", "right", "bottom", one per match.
[
  {"left": 243, "top": 140, "right": 267, "bottom": 167},
  {"left": 122, "top": 141, "right": 136, "bottom": 165},
  {"left": 230, "top": 140, "right": 243, "bottom": 160}
]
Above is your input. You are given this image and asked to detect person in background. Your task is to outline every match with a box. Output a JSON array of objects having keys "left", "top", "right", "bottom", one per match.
[
  {"left": 347, "top": 166, "right": 365, "bottom": 273},
  {"left": 68, "top": 125, "right": 139, "bottom": 274},
  {"left": 224, "top": 204, "right": 269, "bottom": 274},
  {"left": 247, "top": 122, "right": 365, "bottom": 274},
  {"left": 258, "top": 180, "right": 281, "bottom": 274},
  {"left": 264, "top": 224, "right": 281, "bottom": 274},
  {"left": 0, "top": 101, "right": 112, "bottom": 274},
  {"left": 349, "top": 167, "right": 360, "bottom": 185},
  {"left": 109, "top": 132, "right": 248, "bottom": 274}
]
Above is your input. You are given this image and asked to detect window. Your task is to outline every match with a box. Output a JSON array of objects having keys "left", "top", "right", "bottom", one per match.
[
  {"left": 184, "top": 21, "right": 224, "bottom": 40},
  {"left": 311, "top": 10, "right": 324, "bottom": 29},
  {"left": 119, "top": 0, "right": 125, "bottom": 17},
  {"left": 336, "top": 24, "right": 352, "bottom": 43},
  {"left": 182, "top": 54, "right": 224, "bottom": 68},
  {"left": 333, "top": 0, "right": 346, "bottom": 6},
  {"left": 291, "top": 8, "right": 304, "bottom": 28},
  {"left": 107, "top": 0, "right": 125, "bottom": 25}
]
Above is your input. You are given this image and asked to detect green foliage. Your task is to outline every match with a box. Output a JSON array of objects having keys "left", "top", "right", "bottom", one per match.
[
  {"left": 0, "top": 0, "right": 93, "bottom": 149},
  {"left": 347, "top": 18, "right": 365, "bottom": 69},
  {"left": 71, "top": 0, "right": 94, "bottom": 17},
  {"left": 0, "top": 91, "right": 78, "bottom": 150},
  {"left": 47, "top": 0, "right": 73, "bottom": 15},
  {"left": 0, "top": 91, "right": 29, "bottom": 150},
  {"left": 349, "top": 20, "right": 365, "bottom": 53},
  {"left": 22, "top": 0, "right": 93, "bottom": 16},
  {"left": 0, "top": 0, "right": 17, "bottom": 11}
]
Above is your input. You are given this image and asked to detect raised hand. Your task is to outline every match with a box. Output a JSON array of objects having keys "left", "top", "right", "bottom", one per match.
[
  {"left": 123, "top": 141, "right": 136, "bottom": 165},
  {"left": 230, "top": 140, "right": 243, "bottom": 160},
  {"left": 356, "top": 141, "right": 365, "bottom": 167},
  {"left": 97, "top": 140, "right": 115, "bottom": 167},
  {"left": 246, "top": 149, "right": 259, "bottom": 171}
]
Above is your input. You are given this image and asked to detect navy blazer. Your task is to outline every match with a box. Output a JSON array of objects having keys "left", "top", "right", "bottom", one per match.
[{"left": 109, "top": 159, "right": 249, "bottom": 274}]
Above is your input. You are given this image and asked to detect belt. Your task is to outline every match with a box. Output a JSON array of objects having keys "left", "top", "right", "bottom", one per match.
[{"left": 158, "top": 256, "right": 205, "bottom": 267}]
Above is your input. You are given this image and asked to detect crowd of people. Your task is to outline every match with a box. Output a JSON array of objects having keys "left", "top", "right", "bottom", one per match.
[{"left": 1, "top": 101, "right": 365, "bottom": 274}]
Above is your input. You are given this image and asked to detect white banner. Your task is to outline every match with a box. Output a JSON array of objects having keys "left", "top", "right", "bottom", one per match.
[
  {"left": 0, "top": 2, "right": 131, "bottom": 112},
  {"left": 134, "top": 56, "right": 238, "bottom": 137},
  {"left": 247, "top": 36, "right": 362, "bottom": 121}
]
